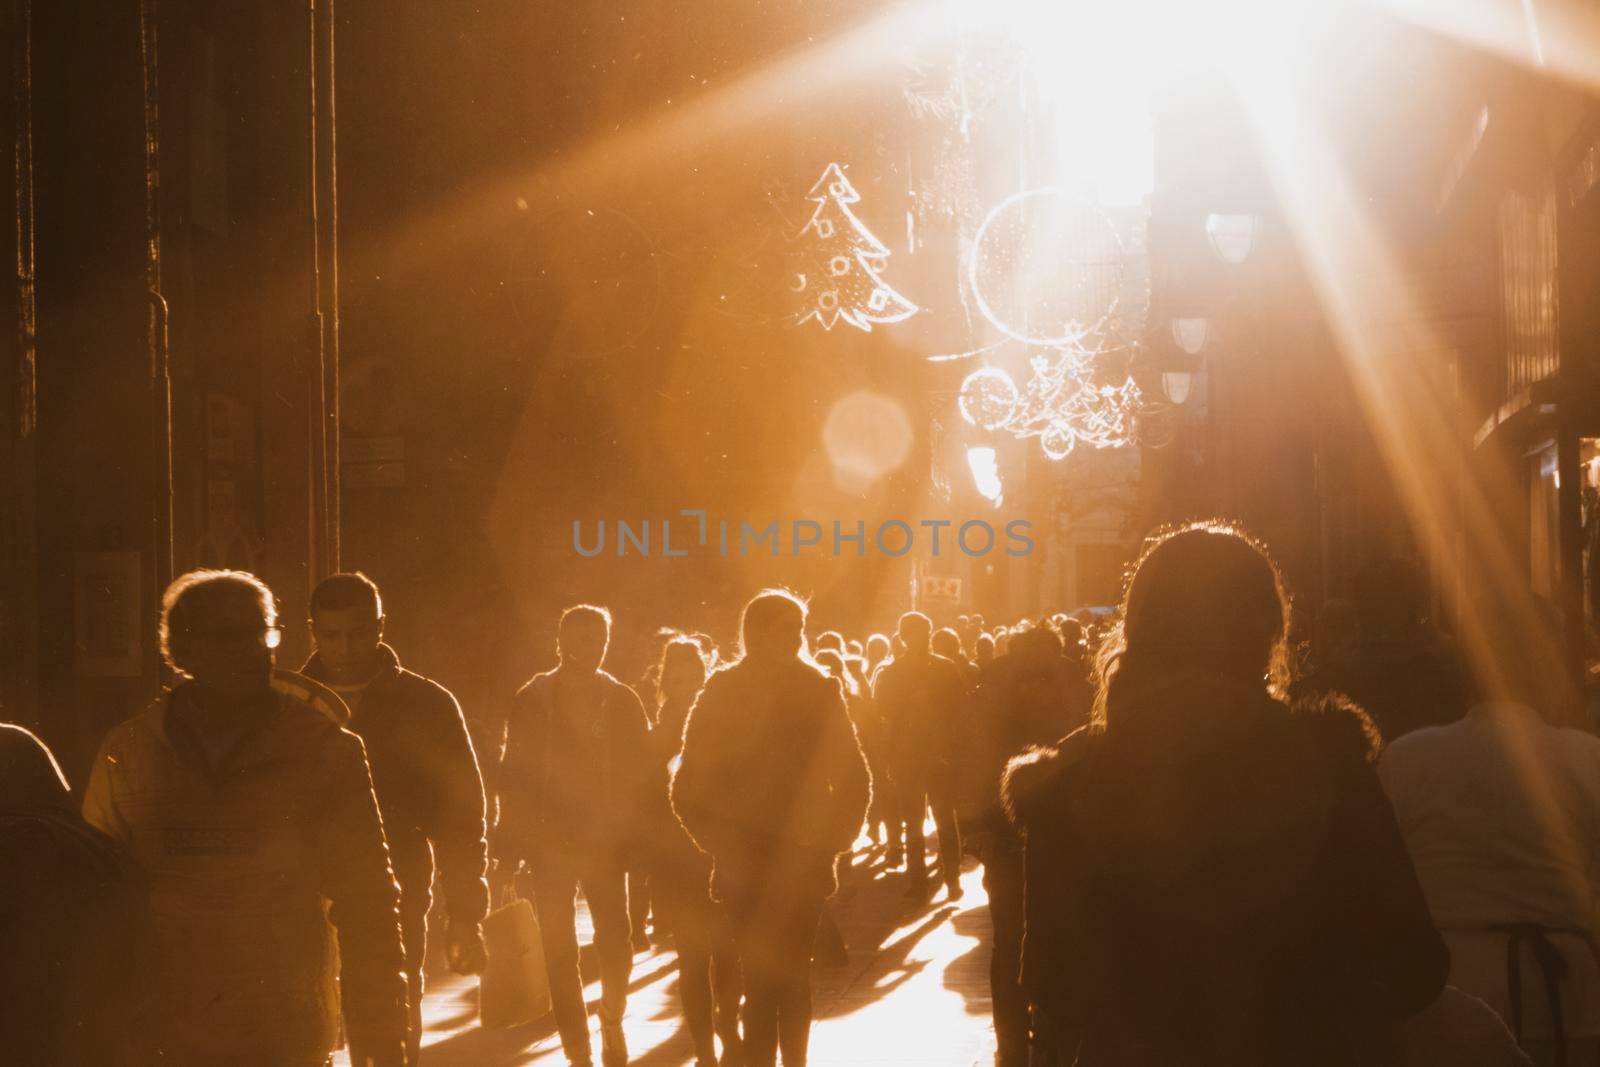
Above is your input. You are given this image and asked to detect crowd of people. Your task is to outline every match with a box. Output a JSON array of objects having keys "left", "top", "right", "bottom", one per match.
[{"left": 5, "top": 517, "right": 1600, "bottom": 1066}]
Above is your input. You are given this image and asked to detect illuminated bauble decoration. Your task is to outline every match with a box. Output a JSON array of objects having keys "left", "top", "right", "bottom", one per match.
[
  {"left": 968, "top": 188, "right": 1125, "bottom": 347},
  {"left": 1205, "top": 212, "right": 1260, "bottom": 265},
  {"left": 1040, "top": 423, "right": 1076, "bottom": 460},
  {"left": 958, "top": 367, "right": 1020, "bottom": 431},
  {"left": 795, "top": 163, "right": 920, "bottom": 332}
]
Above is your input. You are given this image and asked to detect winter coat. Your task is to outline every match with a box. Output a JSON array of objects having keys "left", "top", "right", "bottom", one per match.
[
  {"left": 960, "top": 647, "right": 1091, "bottom": 840},
  {"left": 496, "top": 666, "right": 658, "bottom": 871},
  {"left": 81, "top": 672, "right": 409, "bottom": 1066},
  {"left": 1002, "top": 672, "right": 1448, "bottom": 1067},
  {"left": 671, "top": 655, "right": 871, "bottom": 904},
  {"left": 872, "top": 649, "right": 968, "bottom": 789},
  {"left": 1, "top": 724, "right": 150, "bottom": 1065},
  {"left": 304, "top": 643, "right": 490, "bottom": 927}
]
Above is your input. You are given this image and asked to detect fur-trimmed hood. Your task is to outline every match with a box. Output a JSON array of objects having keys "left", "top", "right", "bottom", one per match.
[{"left": 1001, "top": 676, "right": 1381, "bottom": 829}]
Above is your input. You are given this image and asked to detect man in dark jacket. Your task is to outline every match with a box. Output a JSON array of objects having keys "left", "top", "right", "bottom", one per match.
[
  {"left": 672, "top": 588, "right": 871, "bottom": 1067},
  {"left": 83, "top": 569, "right": 409, "bottom": 1066},
  {"left": 872, "top": 610, "right": 968, "bottom": 900},
  {"left": 305, "top": 572, "right": 490, "bottom": 1062},
  {"left": 960, "top": 623, "right": 1090, "bottom": 1067},
  {"left": 497, "top": 604, "right": 658, "bottom": 1067}
]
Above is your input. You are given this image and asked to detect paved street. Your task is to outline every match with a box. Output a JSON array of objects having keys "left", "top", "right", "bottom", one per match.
[{"left": 345, "top": 841, "right": 998, "bottom": 1066}]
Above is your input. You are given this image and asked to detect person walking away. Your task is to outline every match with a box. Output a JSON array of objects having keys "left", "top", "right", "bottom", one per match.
[
  {"left": 672, "top": 588, "right": 871, "bottom": 1067},
  {"left": 82, "top": 569, "right": 409, "bottom": 1066},
  {"left": 497, "top": 604, "right": 658, "bottom": 1067},
  {"left": 961, "top": 623, "right": 1090, "bottom": 1067},
  {"left": 1, "top": 723, "right": 149, "bottom": 1064},
  {"left": 304, "top": 572, "right": 490, "bottom": 1062},
  {"left": 1380, "top": 602, "right": 1600, "bottom": 1066},
  {"left": 1003, "top": 523, "right": 1447, "bottom": 1066},
  {"left": 649, "top": 637, "right": 742, "bottom": 1067},
  {"left": 873, "top": 611, "right": 968, "bottom": 901}
]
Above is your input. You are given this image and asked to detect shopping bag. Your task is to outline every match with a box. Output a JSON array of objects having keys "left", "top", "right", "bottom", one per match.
[{"left": 479, "top": 888, "right": 552, "bottom": 1028}]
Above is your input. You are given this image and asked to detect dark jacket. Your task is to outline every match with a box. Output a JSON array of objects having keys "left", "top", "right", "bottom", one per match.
[
  {"left": 960, "top": 646, "right": 1091, "bottom": 839},
  {"left": 671, "top": 655, "right": 871, "bottom": 903},
  {"left": 497, "top": 666, "right": 657, "bottom": 870},
  {"left": 82, "top": 673, "right": 409, "bottom": 1066},
  {"left": 1295, "top": 629, "right": 1469, "bottom": 745},
  {"left": 1002, "top": 674, "right": 1448, "bottom": 1067},
  {"left": 2, "top": 724, "right": 150, "bottom": 1066},
  {"left": 304, "top": 644, "right": 490, "bottom": 927},
  {"left": 872, "top": 649, "right": 968, "bottom": 787}
]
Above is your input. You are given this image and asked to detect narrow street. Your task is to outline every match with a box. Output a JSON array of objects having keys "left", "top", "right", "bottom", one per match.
[{"left": 353, "top": 843, "right": 997, "bottom": 1066}]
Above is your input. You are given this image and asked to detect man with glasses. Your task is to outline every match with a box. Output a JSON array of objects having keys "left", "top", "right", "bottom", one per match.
[
  {"left": 83, "top": 569, "right": 409, "bottom": 1066},
  {"left": 304, "top": 571, "right": 490, "bottom": 1063}
]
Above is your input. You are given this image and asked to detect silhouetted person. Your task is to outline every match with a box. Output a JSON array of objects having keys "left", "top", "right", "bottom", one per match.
[
  {"left": 673, "top": 588, "right": 871, "bottom": 1067},
  {"left": 1381, "top": 604, "right": 1600, "bottom": 1066},
  {"left": 873, "top": 610, "right": 967, "bottom": 901},
  {"left": 497, "top": 604, "right": 657, "bottom": 1067},
  {"left": 934, "top": 626, "right": 978, "bottom": 689},
  {"left": 962, "top": 623, "right": 1091, "bottom": 1067},
  {"left": 974, "top": 632, "right": 996, "bottom": 672},
  {"left": 1003, "top": 523, "right": 1447, "bottom": 1066},
  {"left": 648, "top": 637, "right": 742, "bottom": 1067},
  {"left": 2, "top": 723, "right": 148, "bottom": 1064},
  {"left": 1303, "top": 556, "right": 1468, "bottom": 744},
  {"left": 865, "top": 633, "right": 891, "bottom": 677},
  {"left": 304, "top": 572, "right": 490, "bottom": 1062},
  {"left": 83, "top": 569, "right": 409, "bottom": 1065}
]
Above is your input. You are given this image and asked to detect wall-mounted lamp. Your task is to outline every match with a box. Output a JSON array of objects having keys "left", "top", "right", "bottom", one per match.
[
  {"left": 1205, "top": 212, "right": 1259, "bottom": 265},
  {"left": 1170, "top": 317, "right": 1210, "bottom": 355},
  {"left": 1162, "top": 371, "right": 1193, "bottom": 405}
]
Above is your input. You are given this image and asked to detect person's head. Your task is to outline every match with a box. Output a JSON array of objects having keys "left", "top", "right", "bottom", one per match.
[
  {"left": 897, "top": 611, "right": 933, "bottom": 654},
  {"left": 932, "top": 626, "right": 964, "bottom": 663},
  {"left": 0, "top": 723, "right": 71, "bottom": 809},
  {"left": 558, "top": 604, "right": 612, "bottom": 673},
  {"left": 161, "top": 570, "right": 280, "bottom": 697},
  {"left": 975, "top": 632, "right": 996, "bottom": 666},
  {"left": 814, "top": 648, "right": 859, "bottom": 698},
  {"left": 865, "top": 633, "right": 891, "bottom": 668},
  {"left": 739, "top": 588, "right": 808, "bottom": 663},
  {"left": 1010, "top": 620, "right": 1063, "bottom": 667},
  {"left": 657, "top": 636, "right": 709, "bottom": 706},
  {"left": 1056, "top": 617, "right": 1088, "bottom": 662},
  {"left": 813, "top": 630, "right": 844, "bottom": 656},
  {"left": 309, "top": 572, "right": 385, "bottom": 686},
  {"left": 1098, "top": 520, "right": 1291, "bottom": 724}
]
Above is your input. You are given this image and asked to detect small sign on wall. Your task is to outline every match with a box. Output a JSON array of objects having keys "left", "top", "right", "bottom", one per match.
[{"left": 76, "top": 551, "right": 143, "bottom": 678}]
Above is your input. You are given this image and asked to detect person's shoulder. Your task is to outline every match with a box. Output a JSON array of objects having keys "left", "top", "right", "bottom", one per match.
[
  {"left": 1002, "top": 723, "right": 1102, "bottom": 826},
  {"left": 514, "top": 669, "right": 558, "bottom": 700},
  {"left": 271, "top": 668, "right": 351, "bottom": 728},
  {"left": 395, "top": 665, "right": 459, "bottom": 708},
  {"left": 94, "top": 705, "right": 163, "bottom": 758},
  {"left": 1286, "top": 689, "right": 1383, "bottom": 763}
]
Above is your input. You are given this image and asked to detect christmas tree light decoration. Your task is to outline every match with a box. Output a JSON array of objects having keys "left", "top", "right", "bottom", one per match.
[{"left": 795, "top": 163, "right": 920, "bottom": 332}]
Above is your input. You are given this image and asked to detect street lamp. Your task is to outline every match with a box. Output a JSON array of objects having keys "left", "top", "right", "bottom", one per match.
[{"left": 1205, "top": 212, "right": 1259, "bottom": 264}]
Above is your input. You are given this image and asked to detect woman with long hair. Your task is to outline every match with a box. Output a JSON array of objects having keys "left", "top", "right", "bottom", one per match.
[{"left": 1003, "top": 521, "right": 1448, "bottom": 1065}]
